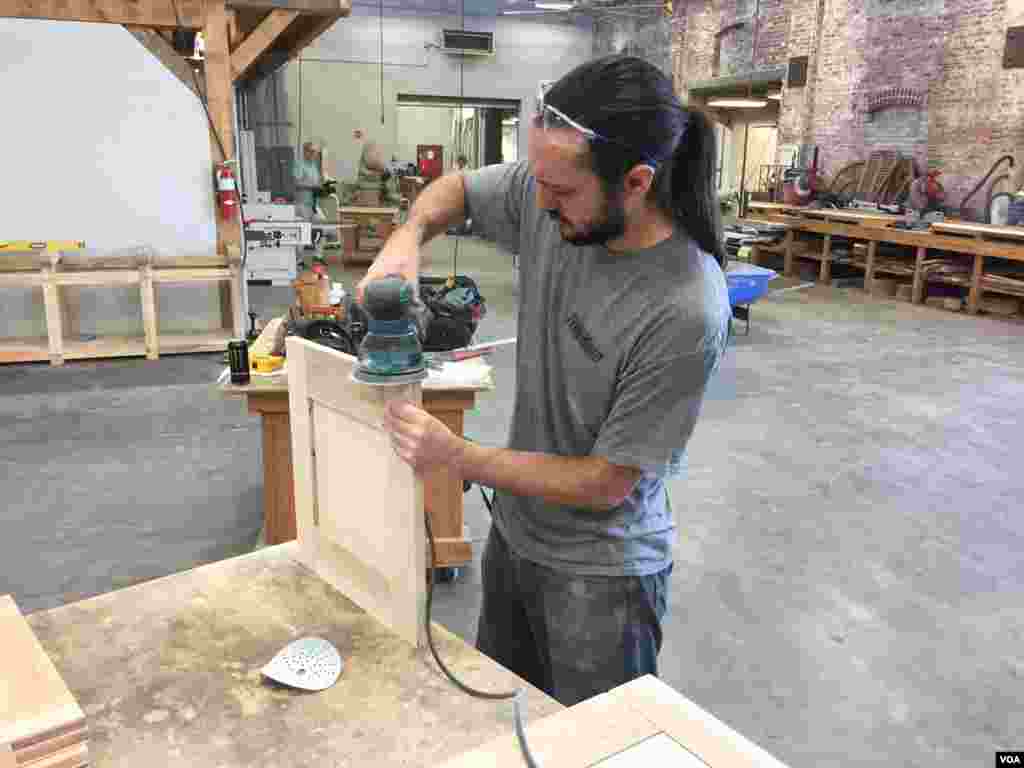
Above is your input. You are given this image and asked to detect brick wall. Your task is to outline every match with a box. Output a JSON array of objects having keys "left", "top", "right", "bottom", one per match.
[
  {"left": 752, "top": 0, "right": 788, "bottom": 68},
  {"left": 673, "top": 0, "right": 1024, "bottom": 209},
  {"left": 930, "top": 0, "right": 1017, "bottom": 214},
  {"left": 594, "top": 11, "right": 672, "bottom": 77},
  {"left": 675, "top": 0, "right": 720, "bottom": 97},
  {"left": 810, "top": 0, "right": 868, "bottom": 177},
  {"left": 778, "top": 0, "right": 821, "bottom": 147}
]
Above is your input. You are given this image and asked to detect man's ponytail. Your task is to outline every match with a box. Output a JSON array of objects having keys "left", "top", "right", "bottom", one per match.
[{"left": 654, "top": 108, "right": 727, "bottom": 269}]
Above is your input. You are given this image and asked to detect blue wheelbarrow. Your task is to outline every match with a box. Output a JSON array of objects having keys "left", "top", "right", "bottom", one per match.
[{"left": 727, "top": 263, "right": 778, "bottom": 335}]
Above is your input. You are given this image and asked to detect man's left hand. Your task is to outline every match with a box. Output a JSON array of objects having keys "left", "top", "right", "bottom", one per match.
[{"left": 384, "top": 400, "right": 464, "bottom": 474}]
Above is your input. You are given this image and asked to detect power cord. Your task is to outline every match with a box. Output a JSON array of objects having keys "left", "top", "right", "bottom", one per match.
[{"left": 423, "top": 511, "right": 539, "bottom": 767}]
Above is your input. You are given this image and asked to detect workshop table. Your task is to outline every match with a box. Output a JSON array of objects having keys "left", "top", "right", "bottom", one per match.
[
  {"left": 744, "top": 203, "right": 1024, "bottom": 313},
  {"left": 25, "top": 543, "right": 563, "bottom": 767},
  {"left": 220, "top": 373, "right": 490, "bottom": 570},
  {"left": 338, "top": 207, "right": 399, "bottom": 266}
]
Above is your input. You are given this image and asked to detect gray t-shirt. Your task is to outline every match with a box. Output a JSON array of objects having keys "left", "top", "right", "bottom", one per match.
[{"left": 463, "top": 160, "right": 731, "bottom": 577}]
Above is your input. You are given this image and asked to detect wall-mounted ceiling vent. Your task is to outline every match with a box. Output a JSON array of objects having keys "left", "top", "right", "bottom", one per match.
[{"left": 441, "top": 29, "right": 495, "bottom": 56}]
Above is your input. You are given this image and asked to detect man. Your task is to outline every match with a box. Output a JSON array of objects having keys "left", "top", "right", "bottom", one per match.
[
  {"left": 293, "top": 140, "right": 323, "bottom": 220},
  {"left": 358, "top": 55, "right": 732, "bottom": 706}
]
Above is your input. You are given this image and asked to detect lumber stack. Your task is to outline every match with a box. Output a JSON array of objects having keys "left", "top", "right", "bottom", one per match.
[{"left": 0, "top": 596, "right": 88, "bottom": 767}]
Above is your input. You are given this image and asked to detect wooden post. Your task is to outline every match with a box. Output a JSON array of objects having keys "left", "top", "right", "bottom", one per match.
[
  {"left": 782, "top": 229, "right": 795, "bottom": 276},
  {"left": 968, "top": 253, "right": 984, "bottom": 315},
  {"left": 205, "top": 0, "right": 243, "bottom": 337},
  {"left": 865, "top": 240, "right": 877, "bottom": 294},
  {"left": 912, "top": 246, "right": 926, "bottom": 304},
  {"left": 42, "top": 269, "right": 64, "bottom": 366},
  {"left": 820, "top": 233, "right": 832, "bottom": 283},
  {"left": 140, "top": 264, "right": 159, "bottom": 360}
]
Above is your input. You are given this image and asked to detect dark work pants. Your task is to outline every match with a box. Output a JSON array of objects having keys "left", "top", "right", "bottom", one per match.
[{"left": 475, "top": 524, "right": 672, "bottom": 707}]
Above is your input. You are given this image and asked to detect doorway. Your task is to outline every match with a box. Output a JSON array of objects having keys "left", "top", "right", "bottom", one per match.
[
  {"left": 716, "top": 121, "right": 778, "bottom": 199},
  {"left": 395, "top": 96, "right": 521, "bottom": 173}
]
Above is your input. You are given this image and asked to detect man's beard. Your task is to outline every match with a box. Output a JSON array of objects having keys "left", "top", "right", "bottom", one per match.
[{"left": 547, "top": 188, "right": 626, "bottom": 247}]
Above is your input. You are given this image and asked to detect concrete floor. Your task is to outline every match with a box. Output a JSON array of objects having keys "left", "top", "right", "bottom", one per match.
[{"left": 1, "top": 235, "right": 1022, "bottom": 766}]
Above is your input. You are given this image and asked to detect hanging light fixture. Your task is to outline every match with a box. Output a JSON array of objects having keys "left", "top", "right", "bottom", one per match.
[{"left": 707, "top": 97, "right": 768, "bottom": 108}]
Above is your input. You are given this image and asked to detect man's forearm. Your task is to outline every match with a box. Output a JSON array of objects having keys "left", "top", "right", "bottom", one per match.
[{"left": 457, "top": 441, "right": 626, "bottom": 512}]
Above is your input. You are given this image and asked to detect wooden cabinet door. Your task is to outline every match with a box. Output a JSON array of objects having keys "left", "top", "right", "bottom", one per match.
[{"left": 286, "top": 337, "right": 426, "bottom": 647}]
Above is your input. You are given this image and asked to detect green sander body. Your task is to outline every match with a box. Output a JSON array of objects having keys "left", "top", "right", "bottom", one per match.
[{"left": 351, "top": 275, "right": 428, "bottom": 385}]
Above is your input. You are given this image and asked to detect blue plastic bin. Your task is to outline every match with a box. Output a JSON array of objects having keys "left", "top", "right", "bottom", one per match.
[{"left": 726, "top": 263, "right": 777, "bottom": 307}]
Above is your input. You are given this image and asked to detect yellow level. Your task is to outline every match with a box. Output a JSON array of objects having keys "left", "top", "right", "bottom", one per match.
[{"left": 0, "top": 240, "right": 85, "bottom": 252}]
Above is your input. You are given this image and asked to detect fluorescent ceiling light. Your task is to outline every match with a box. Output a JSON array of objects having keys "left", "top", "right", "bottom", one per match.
[
  {"left": 707, "top": 97, "right": 768, "bottom": 108},
  {"left": 535, "top": 2, "right": 573, "bottom": 8},
  {"left": 767, "top": 91, "right": 782, "bottom": 100}
]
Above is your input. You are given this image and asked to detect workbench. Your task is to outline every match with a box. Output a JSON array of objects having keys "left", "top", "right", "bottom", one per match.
[
  {"left": 0, "top": 250, "right": 243, "bottom": 366},
  {"left": 24, "top": 542, "right": 563, "bottom": 767},
  {"left": 220, "top": 372, "right": 490, "bottom": 570},
  {"left": 745, "top": 202, "right": 1024, "bottom": 314},
  {"left": 338, "top": 207, "right": 399, "bottom": 267}
]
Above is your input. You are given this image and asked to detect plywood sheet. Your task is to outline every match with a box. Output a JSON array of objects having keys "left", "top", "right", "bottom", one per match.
[
  {"left": 16, "top": 741, "right": 88, "bottom": 768},
  {"left": 436, "top": 675, "right": 791, "bottom": 768},
  {"left": 591, "top": 733, "right": 708, "bottom": 768},
  {"left": 931, "top": 221, "right": 1024, "bottom": 241},
  {"left": 11, "top": 727, "right": 86, "bottom": 765},
  {"left": 436, "top": 688, "right": 656, "bottom": 768},
  {"left": 0, "top": 596, "right": 85, "bottom": 750},
  {"left": 608, "top": 676, "right": 790, "bottom": 768},
  {"left": 286, "top": 337, "right": 426, "bottom": 647}
]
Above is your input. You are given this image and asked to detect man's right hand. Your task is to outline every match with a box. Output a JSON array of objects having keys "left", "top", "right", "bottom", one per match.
[
  {"left": 355, "top": 222, "right": 422, "bottom": 305},
  {"left": 355, "top": 172, "right": 468, "bottom": 304}
]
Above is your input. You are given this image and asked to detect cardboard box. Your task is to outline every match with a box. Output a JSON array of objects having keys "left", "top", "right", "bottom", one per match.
[{"left": 436, "top": 676, "right": 790, "bottom": 768}]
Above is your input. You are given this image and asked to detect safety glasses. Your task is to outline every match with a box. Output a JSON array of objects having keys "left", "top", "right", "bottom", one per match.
[{"left": 533, "top": 100, "right": 661, "bottom": 169}]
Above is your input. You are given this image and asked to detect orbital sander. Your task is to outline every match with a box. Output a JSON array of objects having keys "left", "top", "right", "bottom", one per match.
[{"left": 350, "top": 274, "right": 428, "bottom": 385}]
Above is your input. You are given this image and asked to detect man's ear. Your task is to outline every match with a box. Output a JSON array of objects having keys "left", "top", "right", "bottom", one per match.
[{"left": 624, "top": 165, "right": 656, "bottom": 201}]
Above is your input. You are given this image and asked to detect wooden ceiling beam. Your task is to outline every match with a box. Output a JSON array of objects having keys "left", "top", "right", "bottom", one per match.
[
  {"left": 227, "top": 0, "right": 348, "bottom": 13},
  {"left": 283, "top": 10, "right": 345, "bottom": 59},
  {"left": 0, "top": 0, "right": 205, "bottom": 28},
  {"left": 125, "top": 26, "right": 203, "bottom": 98},
  {"left": 230, "top": 8, "right": 300, "bottom": 81}
]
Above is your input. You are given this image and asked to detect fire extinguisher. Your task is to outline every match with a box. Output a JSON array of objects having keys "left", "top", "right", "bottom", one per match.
[{"left": 216, "top": 160, "right": 239, "bottom": 221}]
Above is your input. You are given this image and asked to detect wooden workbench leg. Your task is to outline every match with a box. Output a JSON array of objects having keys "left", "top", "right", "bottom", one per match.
[
  {"left": 968, "top": 254, "right": 984, "bottom": 315},
  {"left": 865, "top": 240, "right": 877, "bottom": 294},
  {"left": 42, "top": 269, "right": 64, "bottom": 366},
  {"left": 912, "top": 247, "right": 926, "bottom": 304},
  {"left": 423, "top": 408, "right": 473, "bottom": 569},
  {"left": 262, "top": 412, "right": 297, "bottom": 545},
  {"left": 783, "top": 231, "right": 795, "bottom": 276},
  {"left": 820, "top": 234, "right": 832, "bottom": 283},
  {"left": 140, "top": 265, "right": 159, "bottom": 360}
]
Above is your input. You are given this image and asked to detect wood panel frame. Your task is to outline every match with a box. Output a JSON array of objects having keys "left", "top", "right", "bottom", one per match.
[{"left": 286, "top": 337, "right": 427, "bottom": 647}]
